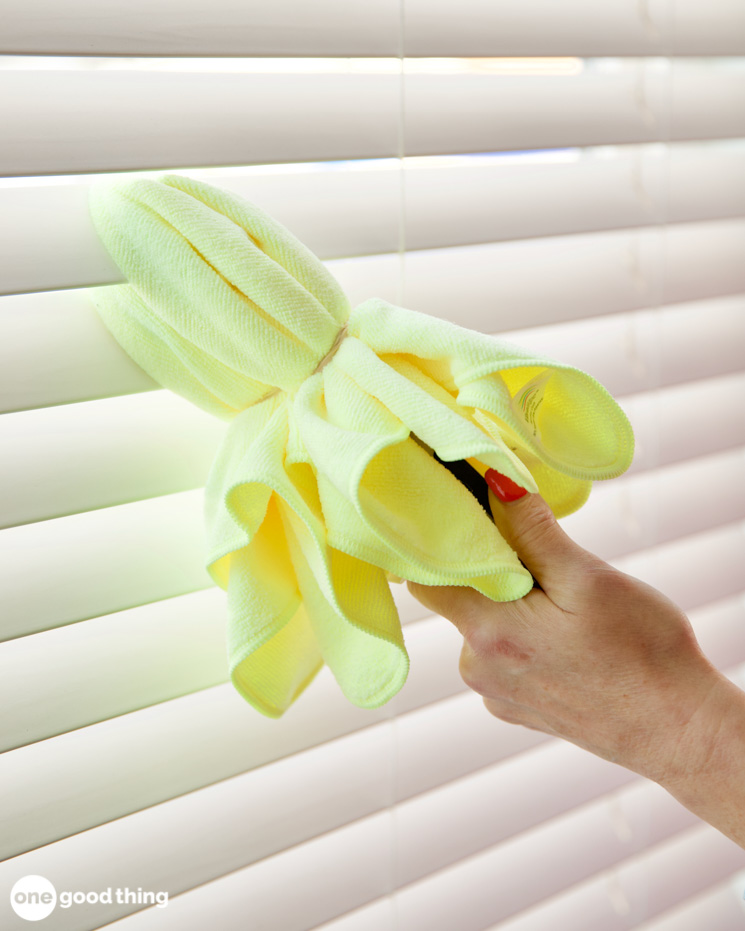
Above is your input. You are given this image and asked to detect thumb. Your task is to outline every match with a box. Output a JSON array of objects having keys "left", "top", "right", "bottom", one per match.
[{"left": 484, "top": 468, "right": 595, "bottom": 594}]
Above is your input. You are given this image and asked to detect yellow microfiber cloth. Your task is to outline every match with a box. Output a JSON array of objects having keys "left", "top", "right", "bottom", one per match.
[{"left": 87, "top": 173, "right": 634, "bottom": 718}]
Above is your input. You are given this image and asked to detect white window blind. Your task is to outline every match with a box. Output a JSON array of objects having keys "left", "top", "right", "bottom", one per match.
[{"left": 1, "top": 1, "right": 745, "bottom": 929}]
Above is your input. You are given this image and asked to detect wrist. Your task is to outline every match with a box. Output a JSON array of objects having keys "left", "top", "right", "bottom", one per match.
[
  {"left": 655, "top": 669, "right": 745, "bottom": 849},
  {"left": 654, "top": 666, "right": 745, "bottom": 801},
  {"left": 622, "top": 655, "right": 726, "bottom": 788}
]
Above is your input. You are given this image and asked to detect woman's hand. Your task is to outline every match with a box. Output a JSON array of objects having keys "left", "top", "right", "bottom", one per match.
[{"left": 406, "top": 470, "right": 745, "bottom": 849}]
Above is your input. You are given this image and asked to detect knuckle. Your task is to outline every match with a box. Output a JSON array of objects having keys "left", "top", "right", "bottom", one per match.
[
  {"left": 459, "top": 639, "right": 522, "bottom": 699},
  {"left": 483, "top": 696, "right": 522, "bottom": 726},
  {"left": 458, "top": 641, "right": 498, "bottom": 695},
  {"left": 464, "top": 622, "right": 499, "bottom": 657},
  {"left": 511, "top": 498, "right": 560, "bottom": 551},
  {"left": 458, "top": 643, "right": 484, "bottom": 692},
  {"left": 464, "top": 618, "right": 536, "bottom": 667}
]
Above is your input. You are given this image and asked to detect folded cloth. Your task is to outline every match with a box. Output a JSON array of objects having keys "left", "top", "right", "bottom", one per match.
[{"left": 87, "top": 173, "right": 635, "bottom": 718}]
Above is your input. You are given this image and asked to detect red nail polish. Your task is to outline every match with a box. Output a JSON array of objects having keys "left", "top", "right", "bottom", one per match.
[{"left": 484, "top": 469, "right": 528, "bottom": 503}]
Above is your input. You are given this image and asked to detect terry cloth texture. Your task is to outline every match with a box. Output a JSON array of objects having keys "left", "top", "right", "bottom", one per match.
[{"left": 87, "top": 173, "right": 635, "bottom": 718}]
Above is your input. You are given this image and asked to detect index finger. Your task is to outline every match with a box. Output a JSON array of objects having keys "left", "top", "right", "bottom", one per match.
[{"left": 405, "top": 578, "right": 544, "bottom": 642}]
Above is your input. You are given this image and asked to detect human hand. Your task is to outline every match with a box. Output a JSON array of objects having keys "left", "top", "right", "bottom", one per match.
[{"left": 406, "top": 469, "right": 730, "bottom": 791}]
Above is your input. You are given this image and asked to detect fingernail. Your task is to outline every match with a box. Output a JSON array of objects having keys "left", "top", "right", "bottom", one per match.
[{"left": 484, "top": 468, "right": 528, "bottom": 503}]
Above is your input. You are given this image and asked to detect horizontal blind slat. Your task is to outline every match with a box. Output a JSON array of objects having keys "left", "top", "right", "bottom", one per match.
[
  {"left": 0, "top": 70, "right": 401, "bottom": 177},
  {"left": 398, "top": 219, "right": 745, "bottom": 332},
  {"left": 3, "top": 221, "right": 744, "bottom": 414},
  {"left": 3, "top": 140, "right": 745, "bottom": 296},
  {"left": 559, "top": 447, "right": 745, "bottom": 562},
  {"left": 3, "top": 296, "right": 743, "bottom": 526},
  {"left": 612, "top": 521, "right": 745, "bottom": 612},
  {"left": 2, "top": 62, "right": 744, "bottom": 177},
  {"left": 0, "top": 588, "right": 230, "bottom": 752},
  {"left": 0, "top": 392, "right": 223, "bottom": 528},
  {"left": 616, "top": 373, "right": 745, "bottom": 479},
  {"left": 636, "top": 875, "right": 745, "bottom": 931},
  {"left": 502, "top": 295, "right": 745, "bottom": 398},
  {"left": 0, "top": 591, "right": 460, "bottom": 752},
  {"left": 3, "top": 0, "right": 744, "bottom": 57},
  {"left": 0, "top": 290, "right": 159, "bottom": 413},
  {"left": 0, "top": 490, "right": 212, "bottom": 639},
  {"left": 402, "top": 140, "right": 745, "bottom": 251},
  {"left": 0, "top": 493, "right": 430, "bottom": 643},
  {"left": 403, "top": 0, "right": 745, "bottom": 58},
  {"left": 404, "top": 62, "right": 745, "bottom": 157}
]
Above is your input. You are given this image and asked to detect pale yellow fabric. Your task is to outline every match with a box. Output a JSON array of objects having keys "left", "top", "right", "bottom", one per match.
[{"left": 87, "top": 173, "right": 635, "bottom": 718}]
